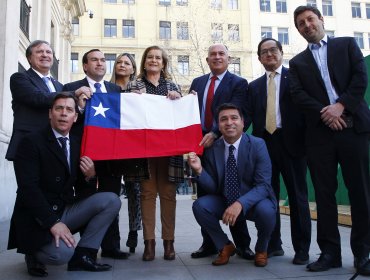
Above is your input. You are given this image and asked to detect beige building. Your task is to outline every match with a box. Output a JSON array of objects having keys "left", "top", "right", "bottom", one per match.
[
  {"left": 71, "top": 0, "right": 370, "bottom": 90},
  {"left": 0, "top": 0, "right": 86, "bottom": 221}
]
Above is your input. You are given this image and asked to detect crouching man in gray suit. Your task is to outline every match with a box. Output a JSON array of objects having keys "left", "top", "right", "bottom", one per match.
[{"left": 8, "top": 92, "right": 121, "bottom": 277}]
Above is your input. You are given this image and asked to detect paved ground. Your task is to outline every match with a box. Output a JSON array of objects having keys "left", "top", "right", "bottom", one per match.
[{"left": 0, "top": 196, "right": 366, "bottom": 280}]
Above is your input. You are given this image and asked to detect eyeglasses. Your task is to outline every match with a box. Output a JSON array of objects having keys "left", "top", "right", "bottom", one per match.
[{"left": 260, "top": 47, "right": 280, "bottom": 56}]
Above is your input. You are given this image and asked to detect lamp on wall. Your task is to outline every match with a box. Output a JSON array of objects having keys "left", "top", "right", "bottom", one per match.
[{"left": 88, "top": 10, "right": 94, "bottom": 19}]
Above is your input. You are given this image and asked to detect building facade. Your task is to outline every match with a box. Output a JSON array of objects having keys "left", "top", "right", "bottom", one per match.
[{"left": 0, "top": 0, "right": 86, "bottom": 221}]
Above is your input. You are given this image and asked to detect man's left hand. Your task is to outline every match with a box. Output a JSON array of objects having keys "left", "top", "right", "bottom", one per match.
[{"left": 222, "top": 201, "right": 243, "bottom": 226}]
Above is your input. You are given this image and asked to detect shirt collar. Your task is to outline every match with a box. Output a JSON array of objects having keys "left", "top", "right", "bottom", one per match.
[
  {"left": 210, "top": 70, "right": 227, "bottom": 81},
  {"left": 86, "top": 76, "right": 103, "bottom": 87},
  {"left": 52, "top": 128, "right": 69, "bottom": 141},
  {"left": 32, "top": 68, "right": 52, "bottom": 79},
  {"left": 223, "top": 135, "right": 242, "bottom": 151},
  {"left": 265, "top": 64, "right": 282, "bottom": 78},
  {"left": 309, "top": 34, "right": 328, "bottom": 50}
]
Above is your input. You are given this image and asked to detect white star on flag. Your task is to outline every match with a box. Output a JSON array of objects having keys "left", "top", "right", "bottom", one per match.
[{"left": 92, "top": 102, "right": 109, "bottom": 117}]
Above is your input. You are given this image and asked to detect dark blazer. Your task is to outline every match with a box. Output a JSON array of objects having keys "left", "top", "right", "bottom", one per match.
[
  {"left": 63, "top": 78, "right": 121, "bottom": 140},
  {"left": 7, "top": 125, "right": 93, "bottom": 254},
  {"left": 6, "top": 68, "right": 63, "bottom": 160},
  {"left": 246, "top": 66, "right": 306, "bottom": 157},
  {"left": 289, "top": 37, "right": 370, "bottom": 146},
  {"left": 197, "top": 134, "right": 277, "bottom": 215},
  {"left": 189, "top": 70, "right": 248, "bottom": 135}
]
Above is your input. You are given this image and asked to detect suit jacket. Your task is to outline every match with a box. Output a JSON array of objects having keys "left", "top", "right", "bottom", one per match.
[
  {"left": 246, "top": 66, "right": 306, "bottom": 157},
  {"left": 189, "top": 70, "right": 248, "bottom": 135},
  {"left": 63, "top": 78, "right": 121, "bottom": 140},
  {"left": 289, "top": 36, "right": 370, "bottom": 146},
  {"left": 6, "top": 68, "right": 63, "bottom": 160},
  {"left": 7, "top": 125, "right": 94, "bottom": 254},
  {"left": 197, "top": 134, "right": 277, "bottom": 216}
]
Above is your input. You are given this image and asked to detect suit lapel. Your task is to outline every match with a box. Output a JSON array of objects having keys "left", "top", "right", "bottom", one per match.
[
  {"left": 279, "top": 67, "right": 288, "bottom": 102},
  {"left": 213, "top": 71, "right": 230, "bottom": 107},
  {"left": 28, "top": 69, "right": 50, "bottom": 93},
  {"left": 46, "top": 127, "right": 70, "bottom": 173},
  {"left": 197, "top": 75, "right": 210, "bottom": 113},
  {"left": 237, "top": 134, "right": 250, "bottom": 179},
  {"left": 213, "top": 140, "right": 225, "bottom": 189},
  {"left": 260, "top": 75, "right": 268, "bottom": 111},
  {"left": 303, "top": 48, "right": 326, "bottom": 89}
]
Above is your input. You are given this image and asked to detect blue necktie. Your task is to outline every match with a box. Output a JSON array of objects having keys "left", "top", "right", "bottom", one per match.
[
  {"left": 225, "top": 145, "right": 240, "bottom": 206},
  {"left": 58, "top": 137, "right": 69, "bottom": 168},
  {"left": 42, "top": 76, "right": 53, "bottom": 92},
  {"left": 94, "top": 83, "right": 102, "bottom": 93}
]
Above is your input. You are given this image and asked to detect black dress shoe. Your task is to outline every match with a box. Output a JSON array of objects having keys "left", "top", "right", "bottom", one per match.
[
  {"left": 354, "top": 256, "right": 370, "bottom": 276},
  {"left": 101, "top": 248, "right": 129, "bottom": 259},
  {"left": 236, "top": 247, "right": 255, "bottom": 260},
  {"left": 191, "top": 246, "right": 218, "bottom": 259},
  {"left": 267, "top": 248, "right": 285, "bottom": 258},
  {"left": 68, "top": 255, "right": 112, "bottom": 272},
  {"left": 292, "top": 251, "right": 309, "bottom": 265},
  {"left": 25, "top": 254, "right": 48, "bottom": 277},
  {"left": 306, "top": 253, "right": 342, "bottom": 272}
]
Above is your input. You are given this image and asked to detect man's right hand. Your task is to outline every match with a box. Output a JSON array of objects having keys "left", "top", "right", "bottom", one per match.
[
  {"left": 50, "top": 222, "right": 76, "bottom": 248},
  {"left": 75, "top": 86, "right": 93, "bottom": 109},
  {"left": 199, "top": 132, "right": 217, "bottom": 148},
  {"left": 187, "top": 152, "right": 202, "bottom": 176}
]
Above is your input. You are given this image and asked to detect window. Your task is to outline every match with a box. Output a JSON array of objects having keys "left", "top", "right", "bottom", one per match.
[
  {"left": 72, "top": 17, "right": 79, "bottom": 36},
  {"left": 159, "top": 21, "right": 171, "bottom": 39},
  {"left": 20, "top": 0, "right": 31, "bottom": 38},
  {"left": 177, "top": 22, "right": 189, "bottom": 40},
  {"left": 354, "top": 32, "right": 364, "bottom": 49},
  {"left": 352, "top": 2, "right": 361, "bottom": 18},
  {"left": 261, "top": 26, "right": 272, "bottom": 39},
  {"left": 123, "top": 0, "right": 135, "bottom": 3},
  {"left": 260, "top": 0, "right": 271, "bottom": 12},
  {"left": 105, "top": 0, "right": 117, "bottom": 3},
  {"left": 278, "top": 28, "right": 289, "bottom": 45},
  {"left": 210, "top": 0, "right": 222, "bottom": 9},
  {"left": 105, "top": 54, "right": 116, "bottom": 74},
  {"left": 211, "top": 23, "right": 223, "bottom": 41},
  {"left": 276, "top": 0, "right": 287, "bottom": 13},
  {"left": 322, "top": 0, "right": 333, "bottom": 16},
  {"left": 123, "top": 20, "right": 135, "bottom": 38},
  {"left": 307, "top": 0, "right": 317, "bottom": 7},
  {"left": 228, "top": 24, "right": 239, "bottom": 41},
  {"left": 159, "top": 0, "right": 171, "bottom": 6},
  {"left": 176, "top": 0, "right": 188, "bottom": 5},
  {"left": 367, "top": 4, "right": 370, "bottom": 19},
  {"left": 229, "top": 58, "right": 240, "bottom": 76},
  {"left": 368, "top": 33, "right": 370, "bottom": 49},
  {"left": 178, "top": 56, "right": 189, "bottom": 75},
  {"left": 228, "top": 0, "right": 238, "bottom": 10},
  {"left": 104, "top": 19, "right": 117, "bottom": 37},
  {"left": 326, "top": 30, "right": 335, "bottom": 37},
  {"left": 70, "top": 53, "right": 79, "bottom": 73}
]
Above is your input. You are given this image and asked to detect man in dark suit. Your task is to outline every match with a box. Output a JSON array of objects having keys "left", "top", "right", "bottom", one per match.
[
  {"left": 6, "top": 40, "right": 63, "bottom": 161},
  {"left": 246, "top": 38, "right": 311, "bottom": 265},
  {"left": 63, "top": 49, "right": 128, "bottom": 260},
  {"left": 188, "top": 103, "right": 276, "bottom": 267},
  {"left": 8, "top": 93, "right": 121, "bottom": 277},
  {"left": 289, "top": 5, "right": 370, "bottom": 276},
  {"left": 188, "top": 44, "right": 253, "bottom": 260}
]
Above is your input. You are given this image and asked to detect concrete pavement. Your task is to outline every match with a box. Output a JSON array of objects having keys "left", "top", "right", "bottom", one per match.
[{"left": 0, "top": 196, "right": 366, "bottom": 280}]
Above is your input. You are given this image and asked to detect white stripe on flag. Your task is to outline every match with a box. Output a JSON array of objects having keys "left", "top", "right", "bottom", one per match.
[{"left": 120, "top": 93, "right": 201, "bottom": 130}]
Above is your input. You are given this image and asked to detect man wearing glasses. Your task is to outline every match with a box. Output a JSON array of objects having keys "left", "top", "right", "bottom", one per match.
[{"left": 245, "top": 38, "right": 311, "bottom": 265}]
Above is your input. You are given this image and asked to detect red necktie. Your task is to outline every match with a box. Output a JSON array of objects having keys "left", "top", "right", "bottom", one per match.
[{"left": 205, "top": 75, "right": 217, "bottom": 131}]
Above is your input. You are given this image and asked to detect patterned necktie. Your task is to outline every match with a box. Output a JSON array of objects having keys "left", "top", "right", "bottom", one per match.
[
  {"left": 94, "top": 82, "right": 102, "bottom": 93},
  {"left": 204, "top": 75, "right": 218, "bottom": 131},
  {"left": 265, "top": 71, "right": 277, "bottom": 134},
  {"left": 58, "top": 137, "right": 69, "bottom": 168},
  {"left": 225, "top": 145, "right": 240, "bottom": 206},
  {"left": 42, "top": 76, "right": 53, "bottom": 93}
]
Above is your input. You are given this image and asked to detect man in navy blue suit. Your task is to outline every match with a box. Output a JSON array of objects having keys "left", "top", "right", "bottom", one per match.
[
  {"left": 246, "top": 38, "right": 311, "bottom": 265},
  {"left": 290, "top": 5, "right": 370, "bottom": 276},
  {"left": 63, "top": 49, "right": 128, "bottom": 260},
  {"left": 188, "top": 44, "right": 253, "bottom": 260},
  {"left": 188, "top": 103, "right": 276, "bottom": 267},
  {"left": 6, "top": 40, "right": 63, "bottom": 161}
]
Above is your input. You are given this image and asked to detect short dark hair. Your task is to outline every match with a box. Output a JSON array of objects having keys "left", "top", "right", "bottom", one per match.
[
  {"left": 257, "top": 38, "right": 283, "bottom": 57},
  {"left": 26, "top": 40, "right": 53, "bottom": 63},
  {"left": 51, "top": 92, "right": 78, "bottom": 112},
  {"left": 216, "top": 103, "right": 243, "bottom": 121},
  {"left": 294, "top": 5, "right": 323, "bottom": 28},
  {"left": 82, "top": 49, "right": 102, "bottom": 65}
]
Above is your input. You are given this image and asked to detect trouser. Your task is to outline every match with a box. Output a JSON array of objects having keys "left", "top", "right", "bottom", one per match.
[
  {"left": 35, "top": 192, "right": 121, "bottom": 265},
  {"left": 140, "top": 157, "right": 176, "bottom": 240}
]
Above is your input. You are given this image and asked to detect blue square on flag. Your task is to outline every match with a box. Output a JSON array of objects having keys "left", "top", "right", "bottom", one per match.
[{"left": 84, "top": 93, "right": 121, "bottom": 129}]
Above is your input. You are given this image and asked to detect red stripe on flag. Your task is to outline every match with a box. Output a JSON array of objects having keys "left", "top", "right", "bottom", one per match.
[{"left": 81, "top": 124, "right": 204, "bottom": 160}]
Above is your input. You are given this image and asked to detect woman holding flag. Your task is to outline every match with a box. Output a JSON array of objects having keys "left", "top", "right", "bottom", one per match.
[{"left": 130, "top": 46, "right": 184, "bottom": 261}]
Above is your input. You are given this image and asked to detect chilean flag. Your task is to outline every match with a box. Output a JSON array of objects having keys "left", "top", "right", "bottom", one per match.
[{"left": 81, "top": 92, "right": 203, "bottom": 160}]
